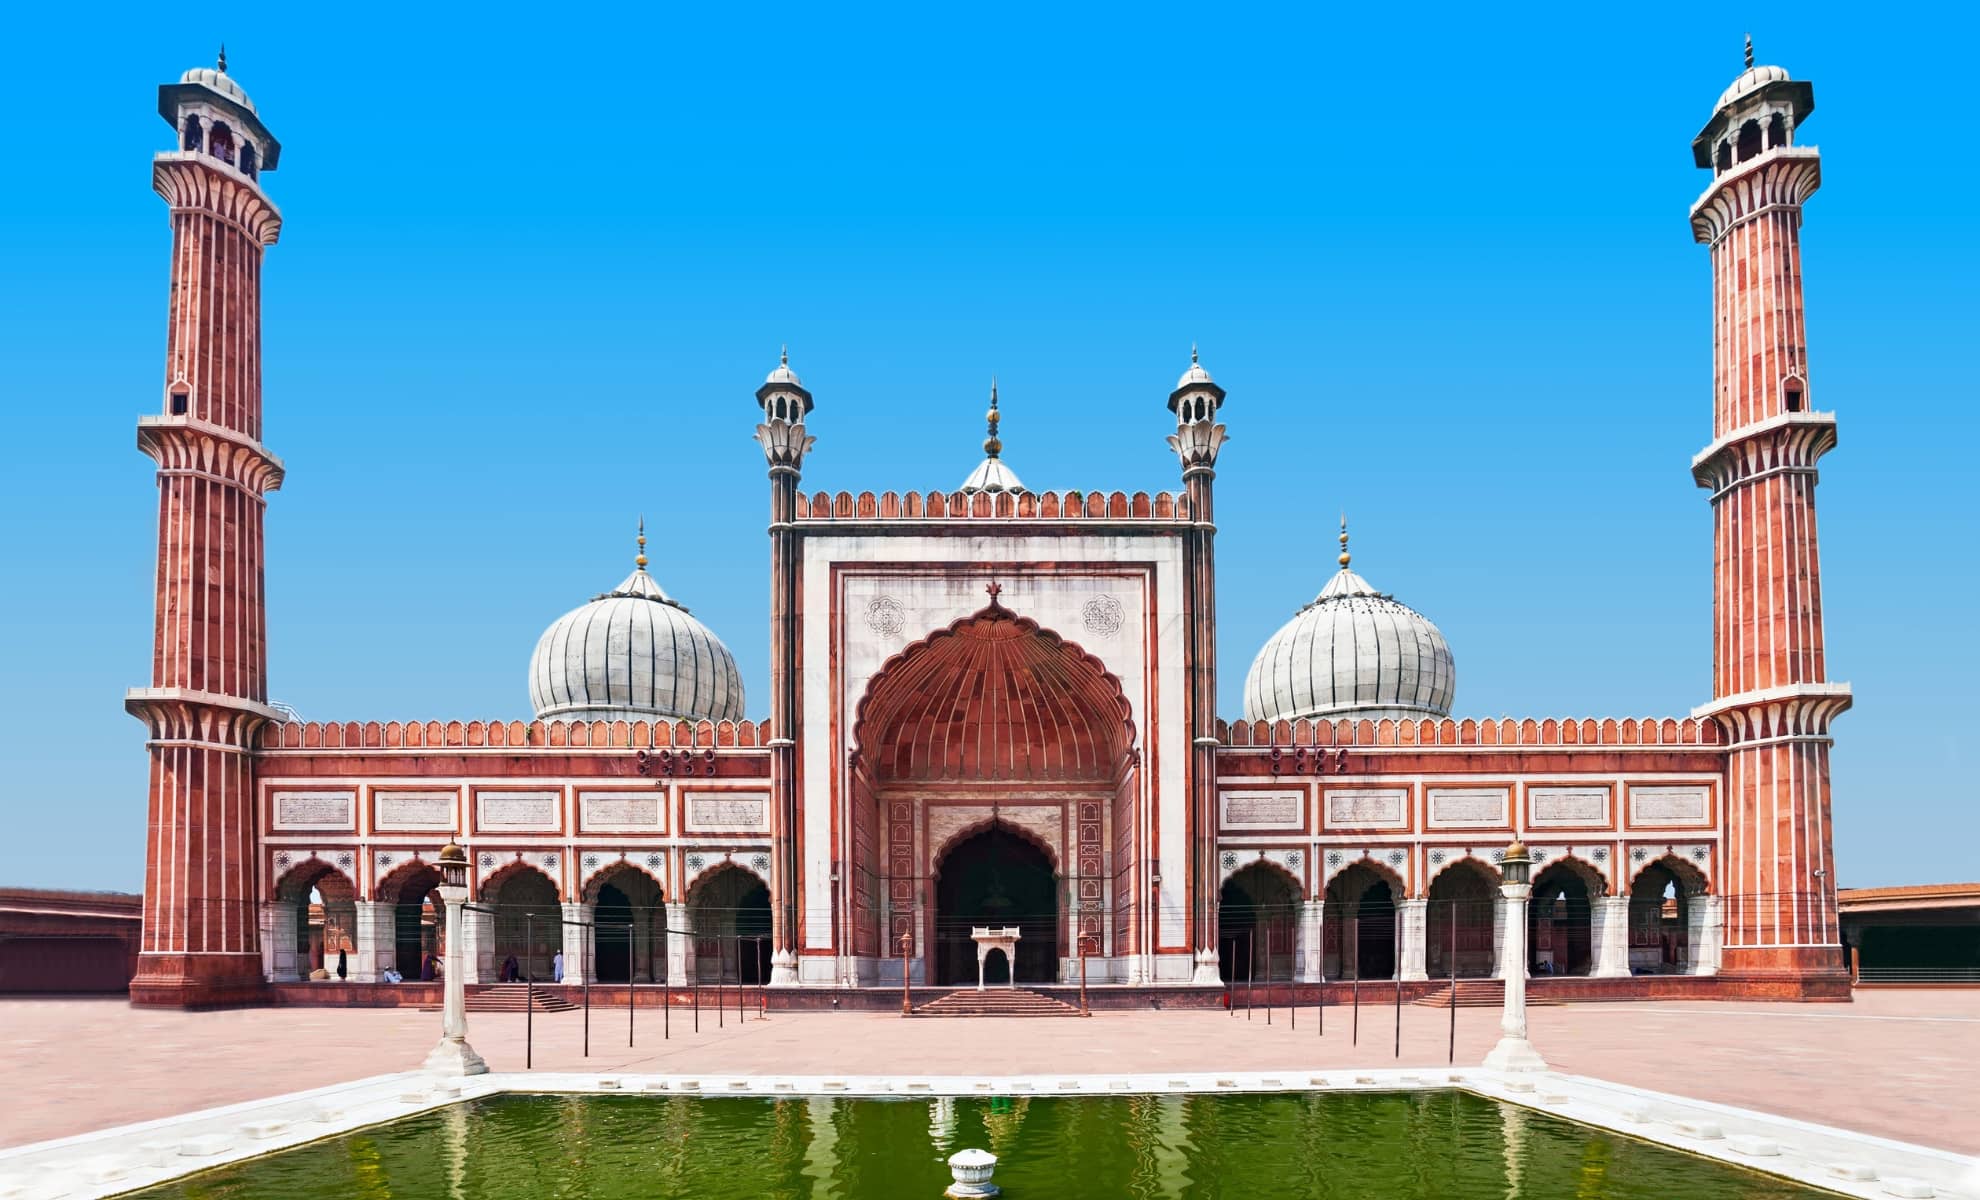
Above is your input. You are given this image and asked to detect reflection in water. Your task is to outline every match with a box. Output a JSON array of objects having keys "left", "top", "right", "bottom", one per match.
[{"left": 131, "top": 1091, "right": 1836, "bottom": 1200}]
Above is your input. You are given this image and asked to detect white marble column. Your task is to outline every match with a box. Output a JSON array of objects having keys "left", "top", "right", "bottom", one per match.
[
  {"left": 1493, "top": 896, "right": 1517, "bottom": 980},
  {"left": 1592, "top": 897, "right": 1632, "bottom": 978},
  {"left": 560, "top": 902, "right": 593, "bottom": 985},
  {"left": 664, "top": 901, "right": 689, "bottom": 987},
  {"left": 352, "top": 901, "right": 395, "bottom": 983},
  {"left": 1398, "top": 899, "right": 1429, "bottom": 981},
  {"left": 1296, "top": 901, "right": 1324, "bottom": 981},
  {"left": 264, "top": 900, "right": 300, "bottom": 982},
  {"left": 1688, "top": 895, "right": 1723, "bottom": 975},
  {"left": 461, "top": 906, "right": 494, "bottom": 985},
  {"left": 1483, "top": 870, "right": 1546, "bottom": 1072}
]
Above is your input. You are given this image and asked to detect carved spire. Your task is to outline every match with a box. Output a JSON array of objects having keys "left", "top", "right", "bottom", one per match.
[
  {"left": 218, "top": 43, "right": 228, "bottom": 73},
  {"left": 1744, "top": 33, "right": 1754, "bottom": 71},
  {"left": 635, "top": 515, "right": 648, "bottom": 571}
]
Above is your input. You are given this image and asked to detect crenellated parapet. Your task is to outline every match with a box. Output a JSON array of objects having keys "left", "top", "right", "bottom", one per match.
[
  {"left": 1690, "top": 410, "right": 1837, "bottom": 499},
  {"left": 1689, "top": 145, "right": 1819, "bottom": 245},
  {"left": 1216, "top": 714, "right": 1722, "bottom": 749},
  {"left": 795, "top": 488, "right": 1191, "bottom": 522},
  {"left": 152, "top": 153, "right": 282, "bottom": 246},
  {"left": 136, "top": 415, "right": 285, "bottom": 494},
  {"left": 257, "top": 716, "right": 775, "bottom": 752}
]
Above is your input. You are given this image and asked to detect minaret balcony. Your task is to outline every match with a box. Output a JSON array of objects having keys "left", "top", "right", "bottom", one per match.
[
  {"left": 1691, "top": 410, "right": 1837, "bottom": 499},
  {"left": 1689, "top": 145, "right": 1820, "bottom": 244},
  {"left": 137, "top": 415, "right": 285, "bottom": 493}
]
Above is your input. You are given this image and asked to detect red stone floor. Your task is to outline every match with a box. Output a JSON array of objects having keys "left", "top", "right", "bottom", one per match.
[{"left": 0, "top": 989, "right": 1972, "bottom": 1155}]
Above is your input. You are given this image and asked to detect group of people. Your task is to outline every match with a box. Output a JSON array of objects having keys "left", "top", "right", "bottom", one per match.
[{"left": 495, "top": 950, "right": 567, "bottom": 983}]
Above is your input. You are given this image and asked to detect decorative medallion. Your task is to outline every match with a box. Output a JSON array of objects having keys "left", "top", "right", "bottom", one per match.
[
  {"left": 479, "top": 853, "right": 497, "bottom": 869},
  {"left": 1220, "top": 851, "right": 1239, "bottom": 870},
  {"left": 1080, "top": 594, "right": 1125, "bottom": 638},
  {"left": 1429, "top": 848, "right": 1448, "bottom": 867},
  {"left": 1490, "top": 848, "right": 1506, "bottom": 863},
  {"left": 1631, "top": 848, "right": 1649, "bottom": 864},
  {"left": 645, "top": 853, "right": 664, "bottom": 870},
  {"left": 542, "top": 854, "right": 559, "bottom": 870},
  {"left": 751, "top": 853, "right": 772, "bottom": 875},
  {"left": 1690, "top": 846, "right": 1709, "bottom": 862},
  {"left": 1285, "top": 850, "right": 1303, "bottom": 870},
  {"left": 275, "top": 852, "right": 293, "bottom": 870},
  {"left": 1593, "top": 847, "right": 1609, "bottom": 863},
  {"left": 583, "top": 854, "right": 601, "bottom": 871},
  {"left": 687, "top": 853, "right": 706, "bottom": 874},
  {"left": 378, "top": 853, "right": 395, "bottom": 869},
  {"left": 1326, "top": 851, "right": 1345, "bottom": 869},
  {"left": 865, "top": 596, "right": 906, "bottom": 638},
  {"left": 335, "top": 852, "right": 354, "bottom": 870},
  {"left": 1386, "top": 849, "right": 1406, "bottom": 866}
]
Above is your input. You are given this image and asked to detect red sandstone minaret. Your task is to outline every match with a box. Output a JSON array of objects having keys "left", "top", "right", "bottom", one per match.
[
  {"left": 755, "top": 350, "right": 815, "bottom": 987},
  {"left": 1689, "top": 40, "right": 1852, "bottom": 995},
  {"left": 1169, "top": 349, "right": 1228, "bottom": 985},
  {"left": 126, "top": 52, "right": 285, "bottom": 1007}
]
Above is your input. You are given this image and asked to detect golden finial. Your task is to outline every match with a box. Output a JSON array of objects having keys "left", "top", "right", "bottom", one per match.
[
  {"left": 1337, "top": 513, "right": 1351, "bottom": 568},
  {"left": 1744, "top": 33, "right": 1753, "bottom": 71},
  {"left": 635, "top": 515, "right": 648, "bottom": 570},
  {"left": 983, "top": 377, "right": 1003, "bottom": 458},
  {"left": 217, "top": 44, "right": 228, "bottom": 73}
]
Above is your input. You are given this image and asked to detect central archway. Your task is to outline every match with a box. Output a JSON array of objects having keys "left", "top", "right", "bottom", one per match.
[
  {"left": 933, "top": 825, "right": 1057, "bottom": 985},
  {"left": 847, "top": 596, "right": 1137, "bottom": 980}
]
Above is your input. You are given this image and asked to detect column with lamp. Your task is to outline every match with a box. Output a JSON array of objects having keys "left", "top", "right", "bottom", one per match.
[
  {"left": 424, "top": 841, "right": 488, "bottom": 1075},
  {"left": 1483, "top": 841, "right": 1546, "bottom": 1072}
]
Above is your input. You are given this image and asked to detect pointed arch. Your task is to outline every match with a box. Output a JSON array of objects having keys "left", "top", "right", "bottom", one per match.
[{"left": 852, "top": 600, "right": 1135, "bottom": 783}]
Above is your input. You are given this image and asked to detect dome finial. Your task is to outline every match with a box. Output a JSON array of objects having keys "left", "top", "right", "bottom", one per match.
[
  {"left": 780, "top": 344, "right": 789, "bottom": 368},
  {"left": 1744, "top": 33, "right": 1753, "bottom": 70},
  {"left": 983, "top": 377, "right": 1003, "bottom": 458},
  {"left": 217, "top": 43, "right": 228, "bottom": 73},
  {"left": 1191, "top": 342, "right": 1199, "bottom": 365},
  {"left": 635, "top": 515, "right": 648, "bottom": 571},
  {"left": 1338, "top": 513, "right": 1351, "bottom": 568}
]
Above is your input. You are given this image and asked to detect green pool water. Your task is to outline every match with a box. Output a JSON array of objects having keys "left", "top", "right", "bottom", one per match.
[{"left": 130, "top": 1090, "right": 1840, "bottom": 1199}]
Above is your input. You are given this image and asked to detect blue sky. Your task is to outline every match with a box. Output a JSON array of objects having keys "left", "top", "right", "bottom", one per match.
[{"left": 2, "top": 4, "right": 1974, "bottom": 891}]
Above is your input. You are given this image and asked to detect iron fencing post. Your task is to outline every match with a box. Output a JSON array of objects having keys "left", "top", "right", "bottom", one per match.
[
  {"left": 1393, "top": 906, "right": 1402, "bottom": 1059},
  {"left": 1448, "top": 898, "right": 1458, "bottom": 1065},
  {"left": 525, "top": 910, "right": 534, "bottom": 1071}
]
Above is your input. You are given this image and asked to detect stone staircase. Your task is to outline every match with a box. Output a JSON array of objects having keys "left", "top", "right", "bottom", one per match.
[
  {"left": 1412, "top": 979, "right": 1559, "bottom": 1009},
  {"left": 913, "top": 987, "right": 1085, "bottom": 1018},
  {"left": 463, "top": 983, "right": 579, "bottom": 1013}
]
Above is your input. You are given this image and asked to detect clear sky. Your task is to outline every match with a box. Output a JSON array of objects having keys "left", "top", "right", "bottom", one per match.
[{"left": 2, "top": 4, "right": 1974, "bottom": 892}]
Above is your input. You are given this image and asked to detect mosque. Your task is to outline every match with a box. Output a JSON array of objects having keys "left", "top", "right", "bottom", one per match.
[{"left": 126, "top": 48, "right": 1852, "bottom": 1007}]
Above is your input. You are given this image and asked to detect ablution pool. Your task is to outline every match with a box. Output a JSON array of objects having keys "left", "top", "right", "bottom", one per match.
[{"left": 127, "top": 1089, "right": 1842, "bottom": 1198}]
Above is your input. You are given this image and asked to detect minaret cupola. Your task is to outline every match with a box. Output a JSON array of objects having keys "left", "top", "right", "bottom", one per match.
[
  {"left": 1692, "top": 36, "right": 1813, "bottom": 175},
  {"left": 159, "top": 47, "right": 281, "bottom": 183},
  {"left": 1166, "top": 346, "right": 1228, "bottom": 476},
  {"left": 754, "top": 348, "right": 816, "bottom": 476}
]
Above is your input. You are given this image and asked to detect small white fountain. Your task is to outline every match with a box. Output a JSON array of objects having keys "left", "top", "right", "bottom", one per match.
[{"left": 945, "top": 1147, "right": 999, "bottom": 1197}]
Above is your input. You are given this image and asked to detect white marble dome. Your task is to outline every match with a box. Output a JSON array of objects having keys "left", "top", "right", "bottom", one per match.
[
  {"left": 1716, "top": 64, "right": 1790, "bottom": 111},
  {"left": 181, "top": 64, "right": 255, "bottom": 113},
  {"left": 1242, "top": 548, "right": 1455, "bottom": 724},
  {"left": 528, "top": 560, "right": 744, "bottom": 724}
]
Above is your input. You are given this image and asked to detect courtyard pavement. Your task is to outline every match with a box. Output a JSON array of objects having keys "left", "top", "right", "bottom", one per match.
[{"left": 0, "top": 989, "right": 1973, "bottom": 1156}]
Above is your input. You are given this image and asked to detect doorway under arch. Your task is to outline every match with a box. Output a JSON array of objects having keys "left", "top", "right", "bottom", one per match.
[
  {"left": 933, "top": 825, "right": 1058, "bottom": 986},
  {"left": 688, "top": 864, "right": 772, "bottom": 984},
  {"left": 1630, "top": 857, "right": 1707, "bottom": 975},
  {"left": 482, "top": 864, "right": 561, "bottom": 982},
  {"left": 1324, "top": 862, "right": 1398, "bottom": 981},
  {"left": 588, "top": 863, "right": 665, "bottom": 983},
  {"left": 1426, "top": 859, "right": 1499, "bottom": 979},
  {"left": 275, "top": 860, "right": 356, "bottom": 980},
  {"left": 1219, "top": 862, "right": 1299, "bottom": 982},
  {"left": 375, "top": 862, "right": 442, "bottom": 981},
  {"left": 1530, "top": 861, "right": 1599, "bottom": 976}
]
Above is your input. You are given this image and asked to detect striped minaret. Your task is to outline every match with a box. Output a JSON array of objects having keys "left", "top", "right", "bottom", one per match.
[
  {"left": 1688, "top": 44, "right": 1852, "bottom": 994},
  {"left": 126, "top": 52, "right": 286, "bottom": 1007}
]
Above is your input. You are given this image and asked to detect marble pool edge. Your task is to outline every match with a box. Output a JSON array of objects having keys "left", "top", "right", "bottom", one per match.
[{"left": 1, "top": 1067, "right": 1974, "bottom": 1200}]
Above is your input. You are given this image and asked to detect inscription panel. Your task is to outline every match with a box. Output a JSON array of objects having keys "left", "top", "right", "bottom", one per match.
[
  {"left": 272, "top": 791, "right": 355, "bottom": 831},
  {"left": 1427, "top": 788, "right": 1509, "bottom": 829},
  {"left": 580, "top": 791, "right": 663, "bottom": 832},
  {"left": 1323, "top": 788, "right": 1409, "bottom": 830},
  {"left": 1628, "top": 786, "right": 1711, "bottom": 827},
  {"left": 374, "top": 791, "right": 456, "bottom": 832},
  {"left": 475, "top": 790, "right": 562, "bottom": 832},
  {"left": 1219, "top": 789, "right": 1304, "bottom": 831},
  {"left": 1527, "top": 787, "right": 1610, "bottom": 829},
  {"left": 685, "top": 792, "right": 770, "bottom": 833}
]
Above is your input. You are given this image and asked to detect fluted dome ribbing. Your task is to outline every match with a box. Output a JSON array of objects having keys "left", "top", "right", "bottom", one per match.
[
  {"left": 528, "top": 565, "right": 744, "bottom": 724},
  {"left": 1242, "top": 562, "right": 1455, "bottom": 724},
  {"left": 180, "top": 65, "right": 255, "bottom": 112}
]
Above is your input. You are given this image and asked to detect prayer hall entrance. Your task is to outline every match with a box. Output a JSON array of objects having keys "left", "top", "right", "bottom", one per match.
[{"left": 933, "top": 825, "right": 1058, "bottom": 985}]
